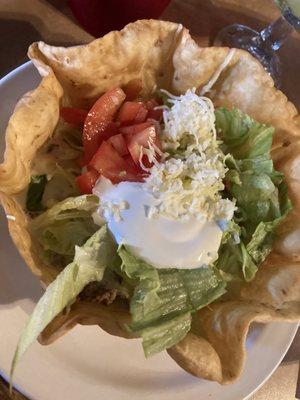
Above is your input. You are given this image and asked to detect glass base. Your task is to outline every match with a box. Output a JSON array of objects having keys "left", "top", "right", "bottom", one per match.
[{"left": 214, "top": 24, "right": 281, "bottom": 88}]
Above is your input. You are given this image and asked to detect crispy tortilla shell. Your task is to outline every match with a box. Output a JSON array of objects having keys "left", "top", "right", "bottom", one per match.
[
  {"left": 0, "top": 68, "right": 62, "bottom": 284},
  {"left": 38, "top": 301, "right": 133, "bottom": 345},
  {"left": 0, "top": 20, "right": 299, "bottom": 383},
  {"left": 169, "top": 253, "right": 300, "bottom": 383}
]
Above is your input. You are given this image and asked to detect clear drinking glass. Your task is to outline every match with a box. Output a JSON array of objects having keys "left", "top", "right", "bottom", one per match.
[{"left": 214, "top": 0, "right": 300, "bottom": 87}]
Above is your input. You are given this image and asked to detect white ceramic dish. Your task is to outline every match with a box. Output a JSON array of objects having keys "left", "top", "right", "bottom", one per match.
[{"left": 0, "top": 62, "right": 298, "bottom": 400}]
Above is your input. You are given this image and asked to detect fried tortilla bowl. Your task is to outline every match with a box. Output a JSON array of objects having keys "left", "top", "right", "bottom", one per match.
[{"left": 0, "top": 20, "right": 299, "bottom": 384}]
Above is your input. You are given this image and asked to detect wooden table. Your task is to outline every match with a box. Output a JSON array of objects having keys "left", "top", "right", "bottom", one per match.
[{"left": 0, "top": 0, "right": 299, "bottom": 399}]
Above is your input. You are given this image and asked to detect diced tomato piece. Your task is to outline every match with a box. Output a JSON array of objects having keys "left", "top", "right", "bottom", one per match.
[
  {"left": 107, "top": 134, "right": 129, "bottom": 156},
  {"left": 76, "top": 153, "right": 86, "bottom": 168},
  {"left": 134, "top": 106, "right": 148, "bottom": 123},
  {"left": 126, "top": 126, "right": 157, "bottom": 165},
  {"left": 83, "top": 88, "right": 126, "bottom": 162},
  {"left": 76, "top": 169, "right": 99, "bottom": 194},
  {"left": 89, "top": 141, "right": 145, "bottom": 184},
  {"left": 89, "top": 141, "right": 127, "bottom": 175},
  {"left": 123, "top": 79, "right": 142, "bottom": 101},
  {"left": 100, "top": 122, "right": 119, "bottom": 141},
  {"left": 118, "top": 102, "right": 148, "bottom": 125},
  {"left": 145, "top": 99, "right": 163, "bottom": 121},
  {"left": 147, "top": 108, "right": 163, "bottom": 121},
  {"left": 145, "top": 99, "right": 159, "bottom": 110},
  {"left": 119, "top": 121, "right": 153, "bottom": 135},
  {"left": 60, "top": 107, "right": 88, "bottom": 125},
  {"left": 123, "top": 155, "right": 138, "bottom": 170},
  {"left": 124, "top": 155, "right": 145, "bottom": 175}
]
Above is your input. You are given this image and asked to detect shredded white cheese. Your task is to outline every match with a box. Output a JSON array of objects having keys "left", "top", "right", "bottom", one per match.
[
  {"left": 101, "top": 200, "right": 128, "bottom": 222},
  {"left": 144, "top": 89, "right": 236, "bottom": 222},
  {"left": 200, "top": 48, "right": 236, "bottom": 96}
]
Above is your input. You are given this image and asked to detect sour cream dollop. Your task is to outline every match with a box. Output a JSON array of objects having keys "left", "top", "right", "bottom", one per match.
[{"left": 93, "top": 177, "right": 223, "bottom": 269}]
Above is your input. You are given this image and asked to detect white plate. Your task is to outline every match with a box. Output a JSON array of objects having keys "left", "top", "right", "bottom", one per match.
[{"left": 0, "top": 62, "right": 298, "bottom": 400}]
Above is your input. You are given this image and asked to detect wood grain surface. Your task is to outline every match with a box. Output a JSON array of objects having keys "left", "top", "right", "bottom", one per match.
[{"left": 0, "top": 0, "right": 299, "bottom": 399}]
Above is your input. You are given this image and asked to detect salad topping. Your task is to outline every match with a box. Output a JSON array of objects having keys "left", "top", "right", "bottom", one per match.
[
  {"left": 144, "top": 89, "right": 235, "bottom": 221},
  {"left": 92, "top": 89, "right": 236, "bottom": 269}
]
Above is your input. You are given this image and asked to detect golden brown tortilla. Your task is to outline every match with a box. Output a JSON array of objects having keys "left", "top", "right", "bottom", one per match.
[{"left": 0, "top": 19, "right": 299, "bottom": 384}]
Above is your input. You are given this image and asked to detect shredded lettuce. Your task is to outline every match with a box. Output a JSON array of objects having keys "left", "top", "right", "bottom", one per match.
[
  {"left": 10, "top": 226, "right": 120, "bottom": 382},
  {"left": 118, "top": 246, "right": 226, "bottom": 356},
  {"left": 215, "top": 108, "right": 292, "bottom": 281},
  {"left": 29, "top": 195, "right": 99, "bottom": 268}
]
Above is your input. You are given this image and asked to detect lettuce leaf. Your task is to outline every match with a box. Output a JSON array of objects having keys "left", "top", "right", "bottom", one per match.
[
  {"left": 216, "top": 240, "right": 258, "bottom": 282},
  {"left": 10, "top": 225, "right": 120, "bottom": 381},
  {"left": 215, "top": 108, "right": 274, "bottom": 159},
  {"left": 139, "top": 312, "right": 192, "bottom": 357},
  {"left": 215, "top": 108, "right": 292, "bottom": 281},
  {"left": 118, "top": 247, "right": 226, "bottom": 356},
  {"left": 30, "top": 195, "right": 99, "bottom": 268}
]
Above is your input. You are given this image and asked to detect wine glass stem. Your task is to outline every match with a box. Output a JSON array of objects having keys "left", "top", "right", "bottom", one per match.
[{"left": 256, "top": 16, "right": 295, "bottom": 53}]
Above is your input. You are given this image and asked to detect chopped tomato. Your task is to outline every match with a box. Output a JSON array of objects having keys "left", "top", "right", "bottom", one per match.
[
  {"left": 89, "top": 141, "right": 126, "bottom": 174},
  {"left": 126, "top": 126, "right": 157, "bottom": 165},
  {"left": 107, "top": 134, "right": 129, "bottom": 156},
  {"left": 83, "top": 88, "right": 126, "bottom": 162},
  {"left": 89, "top": 141, "right": 145, "bottom": 184},
  {"left": 123, "top": 155, "right": 145, "bottom": 175},
  {"left": 145, "top": 99, "right": 163, "bottom": 121},
  {"left": 76, "top": 169, "right": 99, "bottom": 194},
  {"left": 119, "top": 121, "right": 153, "bottom": 135},
  {"left": 118, "top": 155, "right": 145, "bottom": 182},
  {"left": 123, "top": 79, "right": 142, "bottom": 101},
  {"left": 145, "top": 100, "right": 159, "bottom": 109},
  {"left": 100, "top": 122, "right": 119, "bottom": 141},
  {"left": 147, "top": 108, "right": 163, "bottom": 121},
  {"left": 60, "top": 107, "right": 88, "bottom": 125},
  {"left": 117, "top": 102, "right": 148, "bottom": 125}
]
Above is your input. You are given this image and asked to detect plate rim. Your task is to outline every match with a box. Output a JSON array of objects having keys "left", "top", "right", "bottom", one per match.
[
  {"left": 244, "top": 322, "right": 298, "bottom": 400},
  {"left": 0, "top": 62, "right": 298, "bottom": 400},
  {"left": 0, "top": 61, "right": 32, "bottom": 85}
]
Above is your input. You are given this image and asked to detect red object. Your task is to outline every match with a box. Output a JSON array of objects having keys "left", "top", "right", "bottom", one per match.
[
  {"left": 76, "top": 169, "right": 99, "bottom": 194},
  {"left": 89, "top": 141, "right": 127, "bottom": 174},
  {"left": 89, "top": 141, "right": 144, "bottom": 184},
  {"left": 99, "top": 122, "right": 119, "bottom": 141},
  {"left": 107, "top": 134, "right": 129, "bottom": 156},
  {"left": 124, "top": 155, "right": 140, "bottom": 171},
  {"left": 60, "top": 107, "right": 88, "bottom": 125},
  {"left": 147, "top": 108, "right": 163, "bottom": 121},
  {"left": 145, "top": 100, "right": 163, "bottom": 121},
  {"left": 83, "top": 88, "right": 126, "bottom": 162},
  {"left": 118, "top": 102, "right": 148, "bottom": 125},
  {"left": 68, "top": 0, "right": 172, "bottom": 37},
  {"left": 120, "top": 121, "right": 153, "bottom": 135},
  {"left": 73, "top": 89, "right": 164, "bottom": 190},
  {"left": 126, "top": 125, "right": 157, "bottom": 164}
]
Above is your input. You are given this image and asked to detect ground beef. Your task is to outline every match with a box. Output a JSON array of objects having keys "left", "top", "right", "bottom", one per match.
[{"left": 79, "top": 282, "right": 118, "bottom": 305}]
